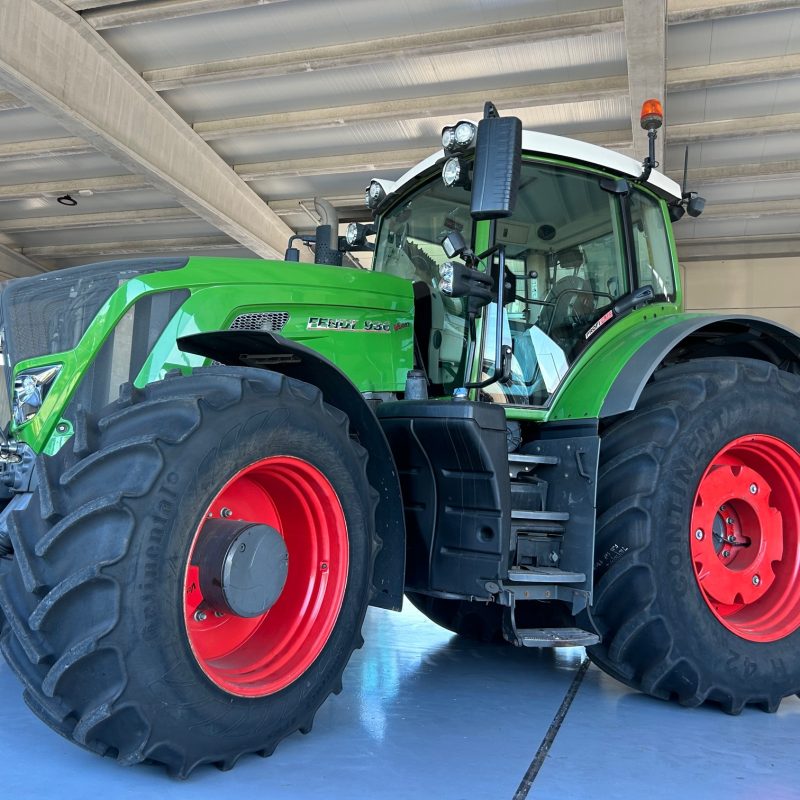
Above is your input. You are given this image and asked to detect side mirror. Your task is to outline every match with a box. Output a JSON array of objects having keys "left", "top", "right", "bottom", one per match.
[
  {"left": 470, "top": 111, "right": 522, "bottom": 221},
  {"left": 441, "top": 230, "right": 468, "bottom": 259},
  {"left": 687, "top": 194, "right": 705, "bottom": 217}
]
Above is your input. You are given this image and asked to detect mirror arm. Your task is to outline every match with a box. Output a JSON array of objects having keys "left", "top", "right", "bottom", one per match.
[{"left": 465, "top": 244, "right": 507, "bottom": 389}]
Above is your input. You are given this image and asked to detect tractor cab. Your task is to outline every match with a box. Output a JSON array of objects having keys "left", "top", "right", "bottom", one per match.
[{"left": 367, "top": 106, "right": 683, "bottom": 409}]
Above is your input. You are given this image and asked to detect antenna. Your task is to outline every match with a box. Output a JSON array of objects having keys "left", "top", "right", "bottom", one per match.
[{"left": 682, "top": 145, "right": 689, "bottom": 197}]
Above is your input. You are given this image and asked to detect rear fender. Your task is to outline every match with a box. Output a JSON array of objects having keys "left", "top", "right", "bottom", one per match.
[
  {"left": 600, "top": 315, "right": 800, "bottom": 418},
  {"left": 178, "top": 330, "right": 405, "bottom": 611}
]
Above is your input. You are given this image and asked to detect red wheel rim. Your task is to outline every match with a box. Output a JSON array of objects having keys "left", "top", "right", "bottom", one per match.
[
  {"left": 183, "top": 456, "right": 349, "bottom": 696},
  {"left": 690, "top": 434, "right": 800, "bottom": 642}
]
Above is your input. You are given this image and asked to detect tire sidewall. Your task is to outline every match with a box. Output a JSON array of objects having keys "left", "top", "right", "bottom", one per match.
[
  {"left": 645, "top": 364, "right": 800, "bottom": 697},
  {"left": 111, "top": 381, "right": 372, "bottom": 746}
]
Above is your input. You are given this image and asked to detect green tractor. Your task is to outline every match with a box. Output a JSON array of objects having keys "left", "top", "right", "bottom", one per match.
[{"left": 1, "top": 100, "right": 800, "bottom": 776}]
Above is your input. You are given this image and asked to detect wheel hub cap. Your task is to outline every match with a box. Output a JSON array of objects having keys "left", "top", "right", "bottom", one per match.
[
  {"left": 193, "top": 519, "right": 289, "bottom": 618},
  {"left": 690, "top": 434, "right": 800, "bottom": 642}
]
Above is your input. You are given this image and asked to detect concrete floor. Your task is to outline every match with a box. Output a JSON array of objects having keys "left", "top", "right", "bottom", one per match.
[{"left": 1, "top": 603, "right": 799, "bottom": 799}]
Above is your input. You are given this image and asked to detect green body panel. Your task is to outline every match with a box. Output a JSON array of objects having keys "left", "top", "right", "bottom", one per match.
[
  {"left": 12, "top": 257, "right": 414, "bottom": 453},
  {"left": 542, "top": 305, "right": 700, "bottom": 421}
]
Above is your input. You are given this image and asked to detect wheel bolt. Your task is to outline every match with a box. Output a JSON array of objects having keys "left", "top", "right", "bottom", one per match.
[
  {"left": 221, "top": 507, "right": 233, "bottom": 518},
  {"left": 320, "top": 562, "right": 328, "bottom": 572},
  {"left": 695, "top": 529, "right": 704, "bottom": 540},
  {"left": 722, "top": 550, "right": 731, "bottom": 558},
  {"left": 727, "top": 535, "right": 737, "bottom": 543},
  {"left": 753, "top": 575, "right": 761, "bottom": 586},
  {"left": 726, "top": 517, "right": 734, "bottom": 525},
  {"left": 749, "top": 484, "right": 758, "bottom": 495},
  {"left": 214, "top": 611, "right": 225, "bottom": 618},
  {"left": 194, "top": 610, "right": 207, "bottom": 622}
]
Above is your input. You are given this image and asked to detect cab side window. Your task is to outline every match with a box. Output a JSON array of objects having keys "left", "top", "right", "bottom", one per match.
[{"left": 630, "top": 190, "right": 675, "bottom": 301}]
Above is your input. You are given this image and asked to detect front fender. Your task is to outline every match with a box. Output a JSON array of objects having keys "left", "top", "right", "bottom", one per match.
[{"left": 178, "top": 330, "right": 406, "bottom": 611}]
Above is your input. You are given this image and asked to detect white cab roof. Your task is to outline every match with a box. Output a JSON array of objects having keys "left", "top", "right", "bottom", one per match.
[{"left": 379, "top": 127, "right": 682, "bottom": 204}]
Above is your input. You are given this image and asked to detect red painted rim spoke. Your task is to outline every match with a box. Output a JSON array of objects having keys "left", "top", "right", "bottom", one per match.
[
  {"left": 183, "top": 456, "right": 349, "bottom": 697},
  {"left": 690, "top": 434, "right": 800, "bottom": 642}
]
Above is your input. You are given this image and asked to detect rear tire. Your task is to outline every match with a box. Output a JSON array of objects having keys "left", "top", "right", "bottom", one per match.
[
  {"left": 0, "top": 367, "right": 377, "bottom": 775},
  {"left": 588, "top": 358, "right": 800, "bottom": 712}
]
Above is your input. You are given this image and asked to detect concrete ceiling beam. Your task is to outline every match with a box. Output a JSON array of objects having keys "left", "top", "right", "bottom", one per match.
[
  {"left": 237, "top": 129, "right": 634, "bottom": 182},
  {"left": 696, "top": 198, "right": 800, "bottom": 218},
  {"left": 676, "top": 233, "right": 800, "bottom": 260},
  {"left": 193, "top": 77, "right": 629, "bottom": 141},
  {"left": 145, "top": 8, "right": 624, "bottom": 91},
  {"left": 669, "top": 112, "right": 800, "bottom": 143},
  {"left": 668, "top": 0, "right": 800, "bottom": 24},
  {"left": 0, "top": 91, "right": 26, "bottom": 110},
  {"left": 0, "top": 242, "right": 47, "bottom": 276},
  {"left": 668, "top": 53, "right": 800, "bottom": 91},
  {"left": 0, "top": 136, "right": 94, "bottom": 163},
  {"left": 0, "top": 0, "right": 297, "bottom": 259},
  {"left": 77, "top": 0, "right": 291, "bottom": 30},
  {"left": 0, "top": 206, "right": 193, "bottom": 233},
  {"left": 0, "top": 174, "right": 149, "bottom": 200},
  {"left": 24, "top": 235, "right": 236, "bottom": 259},
  {"left": 623, "top": 0, "right": 667, "bottom": 168},
  {"left": 668, "top": 159, "right": 800, "bottom": 183},
  {"left": 235, "top": 148, "right": 436, "bottom": 181}
]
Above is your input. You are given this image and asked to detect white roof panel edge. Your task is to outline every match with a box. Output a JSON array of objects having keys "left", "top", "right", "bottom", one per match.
[{"left": 376, "top": 127, "right": 682, "bottom": 204}]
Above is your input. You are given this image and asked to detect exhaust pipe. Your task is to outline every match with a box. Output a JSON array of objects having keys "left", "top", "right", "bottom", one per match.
[{"left": 313, "top": 198, "right": 342, "bottom": 266}]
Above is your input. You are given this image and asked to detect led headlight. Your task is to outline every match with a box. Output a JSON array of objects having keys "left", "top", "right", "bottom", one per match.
[
  {"left": 364, "top": 180, "right": 386, "bottom": 210},
  {"left": 442, "top": 157, "right": 462, "bottom": 187},
  {"left": 438, "top": 262, "right": 455, "bottom": 295},
  {"left": 454, "top": 121, "right": 476, "bottom": 147},
  {"left": 13, "top": 365, "right": 61, "bottom": 425},
  {"left": 346, "top": 222, "right": 361, "bottom": 246},
  {"left": 345, "top": 222, "right": 375, "bottom": 248},
  {"left": 441, "top": 120, "right": 477, "bottom": 153}
]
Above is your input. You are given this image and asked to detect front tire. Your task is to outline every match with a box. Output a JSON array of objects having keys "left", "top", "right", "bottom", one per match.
[
  {"left": 0, "top": 368, "right": 377, "bottom": 775},
  {"left": 588, "top": 358, "right": 800, "bottom": 712}
]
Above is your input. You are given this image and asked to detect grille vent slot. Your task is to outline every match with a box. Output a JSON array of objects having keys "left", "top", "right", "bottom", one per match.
[{"left": 229, "top": 312, "right": 289, "bottom": 332}]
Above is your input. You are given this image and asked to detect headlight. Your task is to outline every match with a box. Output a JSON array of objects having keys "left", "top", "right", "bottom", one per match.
[
  {"left": 454, "top": 121, "right": 476, "bottom": 146},
  {"left": 438, "top": 262, "right": 455, "bottom": 295},
  {"left": 13, "top": 365, "right": 61, "bottom": 425},
  {"left": 346, "top": 222, "right": 360, "bottom": 246},
  {"left": 441, "top": 120, "right": 477, "bottom": 153},
  {"left": 364, "top": 180, "right": 386, "bottom": 210},
  {"left": 442, "top": 157, "right": 462, "bottom": 187},
  {"left": 441, "top": 156, "right": 470, "bottom": 189},
  {"left": 345, "top": 222, "right": 375, "bottom": 248}
]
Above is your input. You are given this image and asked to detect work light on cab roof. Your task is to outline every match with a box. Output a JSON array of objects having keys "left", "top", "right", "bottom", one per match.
[{"left": 441, "top": 120, "right": 477, "bottom": 152}]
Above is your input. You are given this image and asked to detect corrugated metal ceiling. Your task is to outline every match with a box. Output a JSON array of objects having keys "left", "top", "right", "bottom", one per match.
[{"left": 0, "top": 0, "right": 799, "bottom": 271}]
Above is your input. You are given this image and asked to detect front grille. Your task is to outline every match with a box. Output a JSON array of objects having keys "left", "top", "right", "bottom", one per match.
[
  {"left": 1, "top": 257, "right": 188, "bottom": 365},
  {"left": 229, "top": 312, "right": 289, "bottom": 333}
]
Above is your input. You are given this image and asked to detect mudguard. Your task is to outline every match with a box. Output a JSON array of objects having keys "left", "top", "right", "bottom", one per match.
[
  {"left": 600, "top": 314, "right": 800, "bottom": 418},
  {"left": 178, "top": 330, "right": 406, "bottom": 611}
]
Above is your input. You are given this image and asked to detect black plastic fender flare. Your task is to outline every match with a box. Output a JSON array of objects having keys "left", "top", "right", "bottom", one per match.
[
  {"left": 178, "top": 330, "right": 405, "bottom": 611},
  {"left": 599, "top": 314, "right": 800, "bottom": 418}
]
